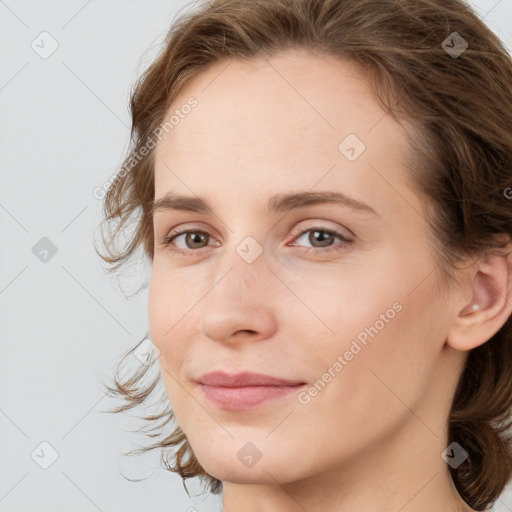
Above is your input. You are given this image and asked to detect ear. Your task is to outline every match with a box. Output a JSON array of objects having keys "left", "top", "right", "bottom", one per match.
[{"left": 447, "top": 241, "right": 512, "bottom": 352}]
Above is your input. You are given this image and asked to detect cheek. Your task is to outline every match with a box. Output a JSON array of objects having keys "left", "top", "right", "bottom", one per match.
[
  {"left": 148, "top": 277, "right": 192, "bottom": 420},
  {"left": 148, "top": 258, "right": 196, "bottom": 331},
  {"left": 148, "top": 270, "right": 192, "bottom": 371},
  {"left": 294, "top": 257, "right": 440, "bottom": 409},
  {"left": 287, "top": 259, "right": 404, "bottom": 348},
  {"left": 290, "top": 293, "right": 438, "bottom": 469}
]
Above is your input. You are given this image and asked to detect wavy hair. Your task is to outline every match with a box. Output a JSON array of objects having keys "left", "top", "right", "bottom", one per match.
[{"left": 96, "top": 0, "right": 512, "bottom": 509}]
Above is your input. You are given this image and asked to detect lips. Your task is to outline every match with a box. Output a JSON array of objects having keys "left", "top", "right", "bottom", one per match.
[
  {"left": 197, "top": 371, "right": 305, "bottom": 387},
  {"left": 196, "top": 371, "right": 307, "bottom": 410}
]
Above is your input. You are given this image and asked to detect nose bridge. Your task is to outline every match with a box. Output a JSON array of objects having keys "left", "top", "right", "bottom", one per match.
[{"left": 212, "top": 234, "right": 267, "bottom": 299}]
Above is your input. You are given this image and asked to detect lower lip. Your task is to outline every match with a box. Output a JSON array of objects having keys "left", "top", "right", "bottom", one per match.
[{"left": 199, "top": 383, "right": 305, "bottom": 410}]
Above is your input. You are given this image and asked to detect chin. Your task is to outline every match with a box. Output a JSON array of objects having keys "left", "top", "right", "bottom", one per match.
[{"left": 195, "top": 446, "right": 309, "bottom": 485}]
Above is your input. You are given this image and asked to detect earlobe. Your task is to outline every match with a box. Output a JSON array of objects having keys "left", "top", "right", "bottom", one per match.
[{"left": 447, "top": 248, "right": 512, "bottom": 352}]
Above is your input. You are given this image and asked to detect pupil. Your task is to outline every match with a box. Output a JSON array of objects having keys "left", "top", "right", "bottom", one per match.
[
  {"left": 188, "top": 232, "right": 205, "bottom": 248},
  {"left": 312, "top": 230, "right": 332, "bottom": 247}
]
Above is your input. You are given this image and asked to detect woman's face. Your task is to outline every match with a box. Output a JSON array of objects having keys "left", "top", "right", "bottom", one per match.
[{"left": 148, "top": 50, "right": 462, "bottom": 486}]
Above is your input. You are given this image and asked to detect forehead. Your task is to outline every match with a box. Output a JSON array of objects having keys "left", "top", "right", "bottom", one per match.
[
  {"left": 153, "top": 49, "right": 417, "bottom": 218},
  {"left": 157, "top": 50, "right": 388, "bottom": 152}
]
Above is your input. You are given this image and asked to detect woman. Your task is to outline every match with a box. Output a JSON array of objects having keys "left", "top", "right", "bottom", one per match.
[{"left": 97, "top": 0, "right": 512, "bottom": 510}]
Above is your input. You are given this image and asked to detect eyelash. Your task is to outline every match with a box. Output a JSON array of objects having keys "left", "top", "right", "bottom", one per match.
[{"left": 160, "top": 226, "right": 353, "bottom": 257}]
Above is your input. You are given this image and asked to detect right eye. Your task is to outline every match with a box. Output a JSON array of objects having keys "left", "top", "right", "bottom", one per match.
[{"left": 161, "top": 229, "right": 220, "bottom": 256}]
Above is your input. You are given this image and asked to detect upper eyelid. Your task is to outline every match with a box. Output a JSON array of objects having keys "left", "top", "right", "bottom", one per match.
[{"left": 165, "top": 223, "right": 220, "bottom": 240}]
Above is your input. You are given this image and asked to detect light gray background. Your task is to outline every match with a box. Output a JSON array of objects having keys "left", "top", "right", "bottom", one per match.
[{"left": 1, "top": 1, "right": 512, "bottom": 511}]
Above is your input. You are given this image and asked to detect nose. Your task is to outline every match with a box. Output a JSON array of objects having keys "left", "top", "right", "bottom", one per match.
[{"left": 197, "top": 244, "right": 278, "bottom": 344}]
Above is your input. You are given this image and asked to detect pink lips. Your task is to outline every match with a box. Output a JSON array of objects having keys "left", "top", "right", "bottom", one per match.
[{"left": 197, "top": 371, "right": 306, "bottom": 410}]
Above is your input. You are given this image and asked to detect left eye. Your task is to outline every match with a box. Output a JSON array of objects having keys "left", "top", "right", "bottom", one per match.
[{"left": 290, "top": 227, "right": 352, "bottom": 253}]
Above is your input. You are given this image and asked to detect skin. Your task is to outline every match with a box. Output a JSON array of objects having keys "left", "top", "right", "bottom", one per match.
[{"left": 148, "top": 49, "right": 512, "bottom": 512}]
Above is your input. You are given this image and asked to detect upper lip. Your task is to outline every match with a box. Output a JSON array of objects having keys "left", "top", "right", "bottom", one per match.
[{"left": 197, "top": 371, "right": 306, "bottom": 387}]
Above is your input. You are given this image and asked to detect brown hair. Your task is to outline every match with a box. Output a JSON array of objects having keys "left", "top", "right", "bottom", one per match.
[{"left": 96, "top": 0, "right": 512, "bottom": 509}]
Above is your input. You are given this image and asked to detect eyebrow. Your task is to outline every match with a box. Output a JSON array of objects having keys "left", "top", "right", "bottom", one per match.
[{"left": 150, "top": 190, "right": 379, "bottom": 217}]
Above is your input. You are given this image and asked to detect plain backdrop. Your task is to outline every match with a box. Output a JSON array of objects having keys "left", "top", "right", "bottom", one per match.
[{"left": 1, "top": 1, "right": 512, "bottom": 511}]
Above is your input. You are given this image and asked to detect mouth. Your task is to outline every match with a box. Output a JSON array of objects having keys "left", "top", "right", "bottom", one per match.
[
  {"left": 199, "top": 382, "right": 307, "bottom": 410},
  {"left": 196, "top": 371, "right": 307, "bottom": 411}
]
